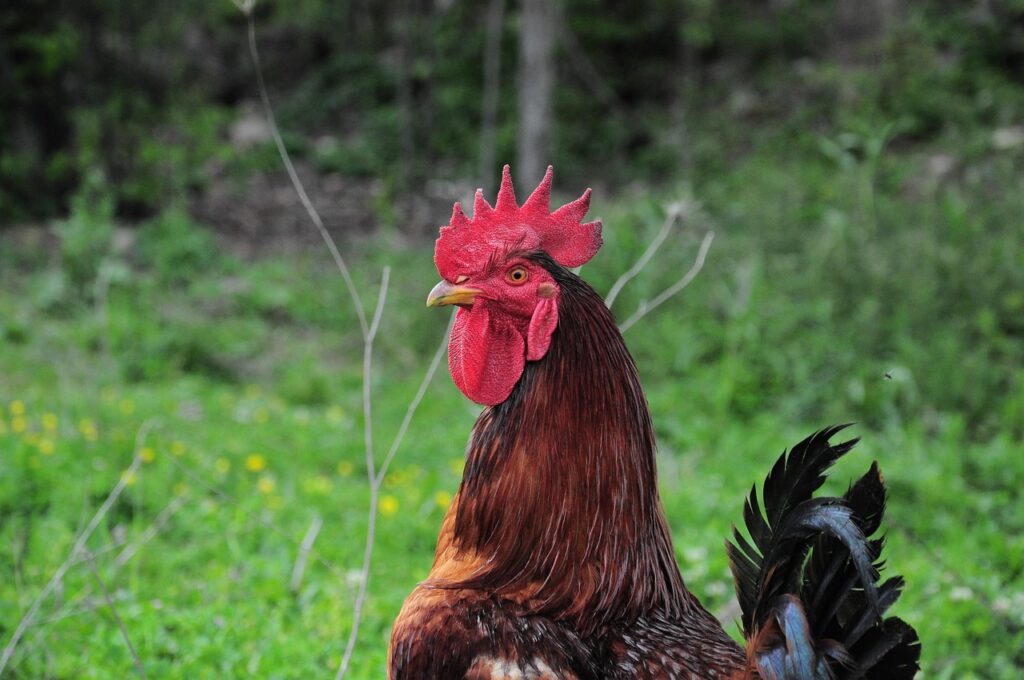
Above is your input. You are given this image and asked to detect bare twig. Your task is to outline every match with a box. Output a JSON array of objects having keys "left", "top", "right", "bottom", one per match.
[
  {"left": 14, "top": 492, "right": 188, "bottom": 671},
  {"left": 290, "top": 515, "right": 324, "bottom": 595},
  {"left": 114, "top": 495, "right": 188, "bottom": 569},
  {"left": 59, "top": 484, "right": 179, "bottom": 568},
  {"left": 66, "top": 536, "right": 126, "bottom": 568},
  {"left": 604, "top": 202, "right": 683, "bottom": 308},
  {"left": 83, "top": 549, "right": 147, "bottom": 679},
  {"left": 242, "top": 5, "right": 369, "bottom": 339},
  {"left": 0, "top": 421, "right": 156, "bottom": 675},
  {"left": 362, "top": 267, "right": 391, "bottom": 483},
  {"left": 375, "top": 311, "right": 455, "bottom": 486},
  {"left": 229, "top": 6, "right": 458, "bottom": 677},
  {"left": 35, "top": 592, "right": 131, "bottom": 626},
  {"left": 618, "top": 231, "right": 715, "bottom": 334},
  {"left": 165, "top": 456, "right": 348, "bottom": 581},
  {"left": 234, "top": 17, "right": 413, "bottom": 675},
  {"left": 338, "top": 270, "right": 390, "bottom": 679}
]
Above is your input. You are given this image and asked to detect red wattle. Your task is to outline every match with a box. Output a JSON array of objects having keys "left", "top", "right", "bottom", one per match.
[{"left": 448, "top": 304, "right": 527, "bottom": 406}]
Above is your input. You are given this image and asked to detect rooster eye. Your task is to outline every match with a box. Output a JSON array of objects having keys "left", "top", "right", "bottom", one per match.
[{"left": 506, "top": 266, "right": 529, "bottom": 285}]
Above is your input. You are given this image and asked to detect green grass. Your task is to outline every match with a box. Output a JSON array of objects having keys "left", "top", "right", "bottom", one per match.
[{"left": 2, "top": 135, "right": 1023, "bottom": 678}]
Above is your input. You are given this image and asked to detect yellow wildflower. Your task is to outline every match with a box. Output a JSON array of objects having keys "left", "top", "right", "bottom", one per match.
[
  {"left": 12, "top": 417, "right": 27, "bottom": 433},
  {"left": 434, "top": 490, "right": 453, "bottom": 508},
  {"left": 303, "top": 475, "right": 333, "bottom": 496},
  {"left": 215, "top": 458, "right": 231, "bottom": 474},
  {"left": 448, "top": 458, "right": 464, "bottom": 475},
  {"left": 245, "top": 454, "right": 266, "bottom": 472},
  {"left": 118, "top": 398, "right": 135, "bottom": 415},
  {"left": 173, "top": 482, "right": 189, "bottom": 496},
  {"left": 38, "top": 439, "right": 55, "bottom": 456},
  {"left": 121, "top": 470, "right": 137, "bottom": 486},
  {"left": 41, "top": 413, "right": 58, "bottom": 431},
  {"left": 326, "top": 405, "right": 345, "bottom": 423},
  {"left": 78, "top": 419, "right": 98, "bottom": 441},
  {"left": 140, "top": 446, "right": 156, "bottom": 463},
  {"left": 336, "top": 461, "right": 354, "bottom": 477},
  {"left": 378, "top": 495, "right": 399, "bottom": 516},
  {"left": 10, "top": 400, "right": 25, "bottom": 416},
  {"left": 170, "top": 441, "right": 186, "bottom": 456},
  {"left": 257, "top": 476, "right": 275, "bottom": 494}
]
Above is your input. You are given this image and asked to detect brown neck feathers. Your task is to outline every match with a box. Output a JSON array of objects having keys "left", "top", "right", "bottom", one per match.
[{"left": 442, "top": 253, "right": 691, "bottom": 635}]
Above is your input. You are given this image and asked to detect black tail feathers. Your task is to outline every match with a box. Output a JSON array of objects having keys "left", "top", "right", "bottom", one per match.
[{"left": 726, "top": 425, "right": 921, "bottom": 680}]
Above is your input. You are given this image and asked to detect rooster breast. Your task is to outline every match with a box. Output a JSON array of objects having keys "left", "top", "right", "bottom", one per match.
[{"left": 389, "top": 583, "right": 596, "bottom": 679}]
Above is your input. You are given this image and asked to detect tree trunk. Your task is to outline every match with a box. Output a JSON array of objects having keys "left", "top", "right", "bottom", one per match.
[{"left": 516, "top": 0, "right": 556, "bottom": 187}]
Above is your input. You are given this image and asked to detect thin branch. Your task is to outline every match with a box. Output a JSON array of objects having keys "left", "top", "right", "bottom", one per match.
[
  {"left": 375, "top": 311, "right": 455, "bottom": 486},
  {"left": 362, "top": 267, "right": 390, "bottom": 482},
  {"left": 0, "top": 421, "right": 156, "bottom": 675},
  {"left": 604, "top": 202, "right": 682, "bottom": 308},
  {"left": 114, "top": 495, "right": 188, "bottom": 569},
  {"left": 335, "top": 489, "right": 377, "bottom": 680},
  {"left": 165, "top": 456, "right": 348, "bottom": 582},
  {"left": 35, "top": 592, "right": 130, "bottom": 626},
  {"left": 66, "top": 536, "right": 126, "bottom": 568},
  {"left": 83, "top": 549, "right": 147, "bottom": 679},
  {"left": 337, "top": 268, "right": 390, "bottom": 679},
  {"left": 62, "top": 490, "right": 182, "bottom": 569},
  {"left": 242, "top": 6, "right": 369, "bottom": 339},
  {"left": 618, "top": 231, "right": 715, "bottom": 334},
  {"left": 289, "top": 515, "right": 324, "bottom": 595},
  {"left": 14, "top": 493, "right": 187, "bottom": 672},
  {"left": 232, "top": 7, "right": 448, "bottom": 678}
]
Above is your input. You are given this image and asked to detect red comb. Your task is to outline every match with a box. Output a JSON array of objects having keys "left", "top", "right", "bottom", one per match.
[{"left": 434, "top": 165, "right": 602, "bottom": 280}]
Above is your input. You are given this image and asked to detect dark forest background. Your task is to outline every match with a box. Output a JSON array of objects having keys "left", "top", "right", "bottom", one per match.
[{"left": 4, "top": 1, "right": 1022, "bottom": 221}]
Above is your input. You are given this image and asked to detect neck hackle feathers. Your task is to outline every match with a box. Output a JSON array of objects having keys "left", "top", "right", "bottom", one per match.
[{"left": 434, "top": 165, "right": 603, "bottom": 279}]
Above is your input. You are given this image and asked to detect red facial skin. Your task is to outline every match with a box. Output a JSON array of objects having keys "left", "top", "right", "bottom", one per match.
[
  {"left": 432, "top": 165, "right": 601, "bottom": 405},
  {"left": 446, "top": 256, "right": 560, "bottom": 406}
]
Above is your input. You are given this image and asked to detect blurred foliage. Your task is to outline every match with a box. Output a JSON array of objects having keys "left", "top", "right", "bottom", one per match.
[
  {"left": 1, "top": 194, "right": 1023, "bottom": 675},
  {"left": 3, "top": 0, "right": 1024, "bottom": 219},
  {"left": 2, "top": 0, "right": 1024, "bottom": 677}
]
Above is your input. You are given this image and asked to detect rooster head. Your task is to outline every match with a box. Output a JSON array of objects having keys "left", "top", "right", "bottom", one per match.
[{"left": 427, "top": 165, "right": 603, "bottom": 405}]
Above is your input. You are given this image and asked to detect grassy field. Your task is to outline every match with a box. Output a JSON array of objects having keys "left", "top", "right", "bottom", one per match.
[{"left": 2, "top": 133, "right": 1023, "bottom": 678}]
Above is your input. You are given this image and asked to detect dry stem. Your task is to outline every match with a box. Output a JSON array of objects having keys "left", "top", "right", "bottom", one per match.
[
  {"left": 290, "top": 515, "right": 325, "bottom": 594},
  {"left": 618, "top": 231, "right": 715, "bottom": 334},
  {"left": 83, "top": 548, "right": 148, "bottom": 678},
  {"left": 605, "top": 201, "right": 683, "bottom": 308},
  {"left": 0, "top": 421, "right": 156, "bottom": 674}
]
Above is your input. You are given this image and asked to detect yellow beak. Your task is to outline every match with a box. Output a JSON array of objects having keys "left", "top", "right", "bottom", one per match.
[{"left": 426, "top": 280, "right": 481, "bottom": 307}]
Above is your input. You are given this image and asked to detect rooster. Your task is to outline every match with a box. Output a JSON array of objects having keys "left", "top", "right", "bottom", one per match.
[{"left": 389, "top": 167, "right": 920, "bottom": 679}]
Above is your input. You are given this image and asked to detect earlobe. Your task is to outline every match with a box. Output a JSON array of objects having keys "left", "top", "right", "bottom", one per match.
[{"left": 526, "top": 296, "right": 559, "bottom": 361}]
